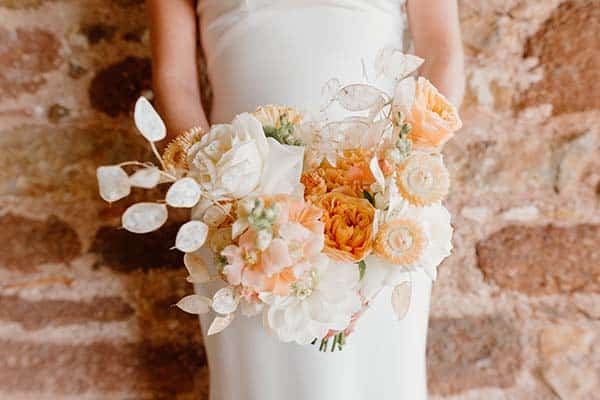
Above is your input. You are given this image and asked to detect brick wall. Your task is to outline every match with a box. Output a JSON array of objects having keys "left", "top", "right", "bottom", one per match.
[{"left": 0, "top": 1, "right": 598, "bottom": 399}]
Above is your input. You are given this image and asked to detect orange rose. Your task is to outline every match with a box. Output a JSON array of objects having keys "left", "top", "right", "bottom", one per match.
[
  {"left": 307, "top": 149, "right": 375, "bottom": 198},
  {"left": 404, "top": 77, "right": 462, "bottom": 149},
  {"left": 311, "top": 191, "right": 375, "bottom": 262},
  {"left": 301, "top": 169, "right": 328, "bottom": 198}
]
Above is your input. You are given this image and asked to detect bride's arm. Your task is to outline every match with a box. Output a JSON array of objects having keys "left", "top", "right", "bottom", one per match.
[
  {"left": 407, "top": 0, "right": 465, "bottom": 106},
  {"left": 146, "top": 0, "right": 209, "bottom": 140}
]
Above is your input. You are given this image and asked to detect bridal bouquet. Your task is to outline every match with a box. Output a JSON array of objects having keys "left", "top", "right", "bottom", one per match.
[{"left": 97, "top": 48, "right": 460, "bottom": 351}]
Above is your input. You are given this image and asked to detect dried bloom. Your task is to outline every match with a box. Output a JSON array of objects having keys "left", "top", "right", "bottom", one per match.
[
  {"left": 252, "top": 105, "right": 302, "bottom": 128},
  {"left": 162, "top": 127, "right": 204, "bottom": 173},
  {"left": 395, "top": 152, "right": 450, "bottom": 206},
  {"left": 374, "top": 219, "right": 427, "bottom": 266}
]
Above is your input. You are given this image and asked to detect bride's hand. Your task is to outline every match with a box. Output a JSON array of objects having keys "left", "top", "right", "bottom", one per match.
[
  {"left": 147, "top": 0, "right": 210, "bottom": 141},
  {"left": 407, "top": 0, "right": 465, "bottom": 107}
]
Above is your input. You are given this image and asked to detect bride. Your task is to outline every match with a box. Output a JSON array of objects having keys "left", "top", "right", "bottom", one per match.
[{"left": 146, "top": 1, "right": 464, "bottom": 399}]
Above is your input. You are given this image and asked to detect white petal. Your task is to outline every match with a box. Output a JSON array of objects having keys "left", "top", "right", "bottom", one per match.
[
  {"left": 255, "top": 138, "right": 305, "bottom": 196},
  {"left": 129, "top": 167, "right": 161, "bottom": 189},
  {"left": 122, "top": 202, "right": 168, "bottom": 233},
  {"left": 337, "top": 84, "right": 387, "bottom": 111},
  {"left": 375, "top": 48, "right": 424, "bottom": 80},
  {"left": 184, "top": 252, "right": 210, "bottom": 283},
  {"left": 207, "top": 314, "right": 234, "bottom": 335},
  {"left": 176, "top": 294, "right": 212, "bottom": 314},
  {"left": 391, "top": 280, "right": 411, "bottom": 320},
  {"left": 175, "top": 221, "right": 209, "bottom": 252},
  {"left": 369, "top": 157, "right": 385, "bottom": 187},
  {"left": 392, "top": 77, "right": 416, "bottom": 118},
  {"left": 97, "top": 165, "right": 131, "bottom": 202},
  {"left": 134, "top": 97, "right": 166, "bottom": 142},
  {"left": 166, "top": 177, "right": 202, "bottom": 208},
  {"left": 212, "top": 286, "right": 239, "bottom": 315},
  {"left": 202, "top": 203, "right": 231, "bottom": 227}
]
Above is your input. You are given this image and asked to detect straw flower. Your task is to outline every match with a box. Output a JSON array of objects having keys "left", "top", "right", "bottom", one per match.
[{"left": 395, "top": 152, "right": 450, "bottom": 206}]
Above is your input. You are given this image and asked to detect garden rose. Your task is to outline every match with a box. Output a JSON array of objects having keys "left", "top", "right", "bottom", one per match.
[
  {"left": 187, "top": 113, "right": 268, "bottom": 198},
  {"left": 400, "top": 77, "right": 462, "bottom": 149},
  {"left": 311, "top": 190, "right": 375, "bottom": 262}
]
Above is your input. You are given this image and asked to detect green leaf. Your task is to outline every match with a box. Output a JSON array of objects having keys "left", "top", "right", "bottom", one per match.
[
  {"left": 362, "top": 190, "right": 375, "bottom": 206},
  {"left": 358, "top": 260, "right": 366, "bottom": 280}
]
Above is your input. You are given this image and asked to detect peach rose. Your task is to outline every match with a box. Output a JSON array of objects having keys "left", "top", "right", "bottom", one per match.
[
  {"left": 311, "top": 191, "right": 375, "bottom": 262},
  {"left": 404, "top": 77, "right": 462, "bottom": 149}
]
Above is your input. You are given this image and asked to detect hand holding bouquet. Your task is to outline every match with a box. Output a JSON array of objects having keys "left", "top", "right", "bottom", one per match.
[{"left": 97, "top": 48, "right": 461, "bottom": 351}]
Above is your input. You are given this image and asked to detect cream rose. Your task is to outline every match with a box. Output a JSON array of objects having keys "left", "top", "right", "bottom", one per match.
[{"left": 187, "top": 113, "right": 267, "bottom": 198}]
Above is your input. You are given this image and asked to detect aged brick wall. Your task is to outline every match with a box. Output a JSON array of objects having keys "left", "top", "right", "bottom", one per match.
[{"left": 0, "top": 1, "right": 598, "bottom": 399}]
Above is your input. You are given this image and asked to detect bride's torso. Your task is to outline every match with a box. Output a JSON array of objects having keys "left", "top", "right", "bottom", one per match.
[
  {"left": 198, "top": 0, "right": 408, "bottom": 122},
  {"left": 194, "top": 3, "right": 431, "bottom": 399}
]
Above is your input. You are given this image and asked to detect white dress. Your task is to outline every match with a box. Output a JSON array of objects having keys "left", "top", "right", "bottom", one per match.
[{"left": 195, "top": 1, "right": 432, "bottom": 399}]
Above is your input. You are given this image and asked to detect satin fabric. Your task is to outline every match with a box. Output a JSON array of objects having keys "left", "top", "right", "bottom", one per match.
[{"left": 195, "top": 2, "right": 431, "bottom": 399}]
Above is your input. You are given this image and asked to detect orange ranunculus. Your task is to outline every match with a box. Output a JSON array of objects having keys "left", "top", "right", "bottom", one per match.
[
  {"left": 311, "top": 191, "right": 375, "bottom": 262},
  {"left": 404, "top": 77, "right": 462, "bottom": 149}
]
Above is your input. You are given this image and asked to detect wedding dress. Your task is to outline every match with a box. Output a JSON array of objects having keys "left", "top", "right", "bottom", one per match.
[{"left": 195, "top": 1, "right": 432, "bottom": 399}]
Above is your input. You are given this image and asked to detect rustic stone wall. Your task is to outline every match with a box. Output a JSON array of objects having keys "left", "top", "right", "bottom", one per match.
[{"left": 0, "top": 1, "right": 598, "bottom": 399}]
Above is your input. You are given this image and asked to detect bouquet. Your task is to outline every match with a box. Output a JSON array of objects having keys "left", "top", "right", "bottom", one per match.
[{"left": 97, "top": 48, "right": 460, "bottom": 351}]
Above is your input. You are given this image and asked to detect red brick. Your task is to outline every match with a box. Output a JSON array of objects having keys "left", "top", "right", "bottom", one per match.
[
  {"left": 0, "top": 340, "right": 206, "bottom": 396},
  {"left": 427, "top": 316, "right": 522, "bottom": 395},
  {"left": 520, "top": 1, "right": 600, "bottom": 114},
  {"left": 89, "top": 57, "right": 152, "bottom": 117},
  {"left": 0, "top": 295, "right": 134, "bottom": 330},
  {"left": 0, "top": 27, "right": 62, "bottom": 99},
  {"left": 0, "top": 214, "right": 81, "bottom": 272},
  {"left": 91, "top": 223, "right": 184, "bottom": 272},
  {"left": 477, "top": 224, "right": 600, "bottom": 295}
]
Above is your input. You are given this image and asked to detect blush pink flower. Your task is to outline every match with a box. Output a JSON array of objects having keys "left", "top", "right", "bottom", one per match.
[{"left": 221, "top": 195, "right": 326, "bottom": 296}]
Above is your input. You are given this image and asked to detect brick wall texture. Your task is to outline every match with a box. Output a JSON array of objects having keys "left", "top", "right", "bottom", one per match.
[{"left": 0, "top": 1, "right": 599, "bottom": 399}]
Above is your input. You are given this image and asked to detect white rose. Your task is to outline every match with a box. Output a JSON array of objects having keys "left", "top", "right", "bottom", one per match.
[
  {"left": 187, "top": 113, "right": 304, "bottom": 199},
  {"left": 187, "top": 113, "right": 268, "bottom": 199}
]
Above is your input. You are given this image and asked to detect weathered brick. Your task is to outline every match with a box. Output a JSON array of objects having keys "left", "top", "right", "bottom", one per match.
[
  {"left": 520, "top": 1, "right": 600, "bottom": 114},
  {"left": 91, "top": 223, "right": 184, "bottom": 272},
  {"left": 0, "top": 295, "right": 134, "bottom": 330},
  {"left": 0, "top": 27, "right": 62, "bottom": 99},
  {"left": 427, "top": 316, "right": 522, "bottom": 395},
  {"left": 476, "top": 224, "right": 600, "bottom": 295},
  {"left": 0, "top": 340, "right": 206, "bottom": 396},
  {"left": 0, "top": 214, "right": 81, "bottom": 271},
  {"left": 89, "top": 57, "right": 152, "bottom": 117},
  {"left": 80, "top": 23, "right": 118, "bottom": 45}
]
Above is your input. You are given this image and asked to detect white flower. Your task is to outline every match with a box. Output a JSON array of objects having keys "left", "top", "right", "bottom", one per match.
[
  {"left": 187, "top": 113, "right": 305, "bottom": 200},
  {"left": 187, "top": 113, "right": 268, "bottom": 199},
  {"left": 363, "top": 202, "right": 452, "bottom": 299},
  {"left": 261, "top": 256, "right": 361, "bottom": 345}
]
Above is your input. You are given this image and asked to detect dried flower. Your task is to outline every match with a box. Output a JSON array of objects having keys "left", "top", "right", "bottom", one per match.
[{"left": 395, "top": 152, "right": 450, "bottom": 206}]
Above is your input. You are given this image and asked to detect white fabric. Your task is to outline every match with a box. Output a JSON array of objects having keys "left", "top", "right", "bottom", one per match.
[{"left": 195, "top": 1, "right": 431, "bottom": 399}]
